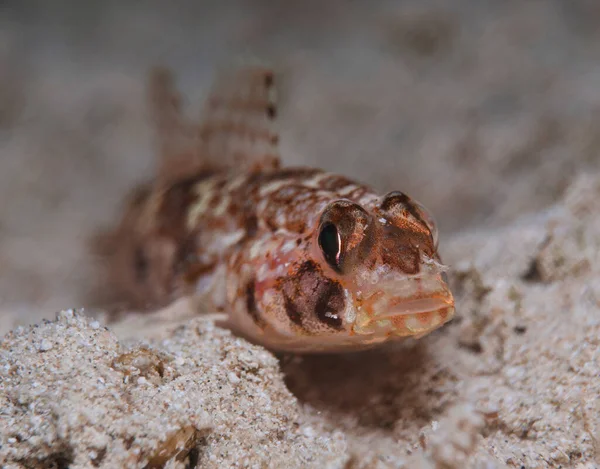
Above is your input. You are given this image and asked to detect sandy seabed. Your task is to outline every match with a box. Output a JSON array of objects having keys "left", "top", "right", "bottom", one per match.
[
  {"left": 1, "top": 1, "right": 600, "bottom": 467},
  {"left": 2, "top": 175, "right": 600, "bottom": 468}
]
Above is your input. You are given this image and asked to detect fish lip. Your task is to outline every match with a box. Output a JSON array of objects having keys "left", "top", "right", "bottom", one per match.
[
  {"left": 350, "top": 273, "right": 455, "bottom": 336},
  {"left": 377, "top": 295, "right": 454, "bottom": 318},
  {"left": 352, "top": 294, "right": 455, "bottom": 336}
]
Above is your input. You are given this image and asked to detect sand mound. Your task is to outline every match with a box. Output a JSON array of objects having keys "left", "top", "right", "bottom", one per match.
[{"left": 2, "top": 174, "right": 599, "bottom": 468}]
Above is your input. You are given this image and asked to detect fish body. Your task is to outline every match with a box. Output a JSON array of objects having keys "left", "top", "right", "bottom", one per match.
[{"left": 100, "top": 64, "right": 455, "bottom": 352}]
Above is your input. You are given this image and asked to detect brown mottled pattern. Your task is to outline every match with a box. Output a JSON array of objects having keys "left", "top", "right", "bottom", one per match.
[
  {"left": 380, "top": 191, "right": 429, "bottom": 234},
  {"left": 204, "top": 180, "right": 229, "bottom": 210},
  {"left": 234, "top": 169, "right": 376, "bottom": 236},
  {"left": 245, "top": 167, "right": 322, "bottom": 186},
  {"left": 156, "top": 171, "right": 218, "bottom": 276},
  {"left": 180, "top": 168, "right": 369, "bottom": 239},
  {"left": 283, "top": 294, "right": 304, "bottom": 327},
  {"left": 244, "top": 280, "right": 265, "bottom": 328},
  {"left": 260, "top": 186, "right": 321, "bottom": 233},
  {"left": 379, "top": 223, "right": 433, "bottom": 275},
  {"left": 313, "top": 281, "right": 345, "bottom": 329},
  {"left": 279, "top": 260, "right": 345, "bottom": 332},
  {"left": 182, "top": 168, "right": 338, "bottom": 247},
  {"left": 347, "top": 188, "right": 371, "bottom": 202},
  {"left": 316, "top": 174, "right": 359, "bottom": 192},
  {"left": 382, "top": 240, "right": 421, "bottom": 275},
  {"left": 134, "top": 166, "right": 372, "bottom": 295},
  {"left": 104, "top": 161, "right": 377, "bottom": 314},
  {"left": 377, "top": 191, "right": 436, "bottom": 275},
  {"left": 157, "top": 166, "right": 380, "bottom": 294},
  {"left": 156, "top": 173, "right": 212, "bottom": 238}
]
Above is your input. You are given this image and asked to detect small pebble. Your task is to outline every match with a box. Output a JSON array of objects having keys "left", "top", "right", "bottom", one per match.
[
  {"left": 38, "top": 339, "right": 53, "bottom": 352},
  {"left": 174, "top": 356, "right": 185, "bottom": 366},
  {"left": 228, "top": 372, "right": 241, "bottom": 384}
]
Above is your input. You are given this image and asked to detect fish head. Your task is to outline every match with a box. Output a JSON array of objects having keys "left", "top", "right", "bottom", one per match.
[{"left": 251, "top": 192, "right": 454, "bottom": 352}]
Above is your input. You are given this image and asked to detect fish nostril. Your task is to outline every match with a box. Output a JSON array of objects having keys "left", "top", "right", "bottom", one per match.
[{"left": 441, "top": 271, "right": 449, "bottom": 285}]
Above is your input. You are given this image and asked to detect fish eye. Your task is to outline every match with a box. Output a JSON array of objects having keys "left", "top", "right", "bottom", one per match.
[{"left": 318, "top": 222, "right": 341, "bottom": 270}]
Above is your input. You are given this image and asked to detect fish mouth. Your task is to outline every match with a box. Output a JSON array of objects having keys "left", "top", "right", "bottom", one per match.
[
  {"left": 352, "top": 278, "right": 455, "bottom": 338},
  {"left": 381, "top": 296, "right": 453, "bottom": 317}
]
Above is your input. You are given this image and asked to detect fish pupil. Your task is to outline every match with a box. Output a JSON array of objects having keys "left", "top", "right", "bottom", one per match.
[{"left": 318, "top": 223, "right": 341, "bottom": 269}]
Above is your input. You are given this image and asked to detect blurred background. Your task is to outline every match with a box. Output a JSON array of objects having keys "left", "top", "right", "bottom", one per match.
[{"left": 1, "top": 0, "right": 600, "bottom": 331}]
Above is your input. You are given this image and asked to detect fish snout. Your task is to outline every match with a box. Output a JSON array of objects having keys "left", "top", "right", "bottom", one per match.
[{"left": 353, "top": 275, "right": 455, "bottom": 337}]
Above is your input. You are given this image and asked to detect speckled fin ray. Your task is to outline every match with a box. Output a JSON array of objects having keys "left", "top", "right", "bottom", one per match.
[
  {"left": 198, "top": 61, "right": 281, "bottom": 173},
  {"left": 148, "top": 61, "right": 281, "bottom": 186}
]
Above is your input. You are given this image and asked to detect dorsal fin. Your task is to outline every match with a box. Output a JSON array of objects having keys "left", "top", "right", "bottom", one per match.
[
  {"left": 148, "top": 62, "right": 281, "bottom": 186},
  {"left": 200, "top": 62, "right": 281, "bottom": 173},
  {"left": 148, "top": 67, "right": 201, "bottom": 185}
]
